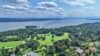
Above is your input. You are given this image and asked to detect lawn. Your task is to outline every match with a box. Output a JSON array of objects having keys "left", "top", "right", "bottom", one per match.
[
  {"left": 0, "top": 33, "right": 69, "bottom": 56},
  {"left": 0, "top": 41, "right": 24, "bottom": 49},
  {"left": 34, "top": 33, "right": 69, "bottom": 56},
  {"left": 36, "top": 33, "right": 69, "bottom": 45},
  {"left": 6, "top": 36, "right": 17, "bottom": 39}
]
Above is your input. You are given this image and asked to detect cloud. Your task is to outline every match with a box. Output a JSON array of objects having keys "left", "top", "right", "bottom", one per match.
[
  {"left": 2, "top": 5, "right": 16, "bottom": 9},
  {"left": 52, "top": 0, "right": 96, "bottom": 17},
  {"left": 36, "top": 1, "right": 58, "bottom": 11},
  {"left": 38, "top": 1, "right": 57, "bottom": 8},
  {"left": 34, "top": 1, "right": 66, "bottom": 16},
  {"left": 0, "top": 0, "right": 97, "bottom": 17},
  {"left": 0, "top": 0, "right": 35, "bottom": 17},
  {"left": 0, "top": 0, "right": 66, "bottom": 17},
  {"left": 53, "top": 0, "right": 96, "bottom": 6},
  {"left": 1, "top": 0, "right": 31, "bottom": 10},
  {"left": 2, "top": 5, "right": 29, "bottom": 10}
]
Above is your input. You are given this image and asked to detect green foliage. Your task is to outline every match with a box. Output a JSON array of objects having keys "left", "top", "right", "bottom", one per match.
[
  {"left": 0, "top": 22, "right": 100, "bottom": 56},
  {"left": 0, "top": 41, "right": 24, "bottom": 49}
]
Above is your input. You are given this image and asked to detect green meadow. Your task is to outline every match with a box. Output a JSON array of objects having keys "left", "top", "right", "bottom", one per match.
[
  {"left": 0, "top": 33, "right": 69, "bottom": 49},
  {"left": 0, "top": 41, "right": 24, "bottom": 49},
  {"left": 0, "top": 33, "right": 69, "bottom": 56},
  {"left": 37, "top": 33, "right": 69, "bottom": 45},
  {"left": 34, "top": 33, "right": 69, "bottom": 56}
]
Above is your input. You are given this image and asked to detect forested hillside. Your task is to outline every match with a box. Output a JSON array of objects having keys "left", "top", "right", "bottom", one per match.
[{"left": 0, "top": 22, "right": 100, "bottom": 56}]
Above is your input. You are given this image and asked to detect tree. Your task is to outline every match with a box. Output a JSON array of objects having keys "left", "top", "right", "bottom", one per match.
[
  {"left": 1, "top": 47, "right": 8, "bottom": 56},
  {"left": 58, "top": 52, "right": 66, "bottom": 56}
]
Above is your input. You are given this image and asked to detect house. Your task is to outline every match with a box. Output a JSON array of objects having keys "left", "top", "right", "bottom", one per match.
[
  {"left": 76, "top": 47, "right": 84, "bottom": 56},
  {"left": 23, "top": 52, "right": 38, "bottom": 56},
  {"left": 10, "top": 54, "right": 15, "bottom": 56}
]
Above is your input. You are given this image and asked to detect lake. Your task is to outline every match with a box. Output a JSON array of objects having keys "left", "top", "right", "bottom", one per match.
[{"left": 0, "top": 19, "right": 100, "bottom": 32}]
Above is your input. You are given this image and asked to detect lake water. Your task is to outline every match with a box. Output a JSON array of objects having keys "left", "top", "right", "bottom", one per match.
[{"left": 0, "top": 19, "right": 100, "bottom": 32}]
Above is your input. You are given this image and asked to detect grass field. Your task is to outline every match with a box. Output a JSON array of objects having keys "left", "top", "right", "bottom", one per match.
[
  {"left": 0, "top": 33, "right": 69, "bottom": 56},
  {"left": 34, "top": 33, "right": 69, "bottom": 56},
  {"left": 6, "top": 36, "right": 17, "bottom": 39},
  {"left": 0, "top": 41, "right": 24, "bottom": 49},
  {"left": 37, "top": 33, "right": 69, "bottom": 45}
]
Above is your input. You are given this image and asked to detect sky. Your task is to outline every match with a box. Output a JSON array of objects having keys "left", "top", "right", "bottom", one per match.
[{"left": 0, "top": 0, "right": 100, "bottom": 18}]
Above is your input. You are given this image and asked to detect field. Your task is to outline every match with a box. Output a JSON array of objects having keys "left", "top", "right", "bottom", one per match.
[
  {"left": 0, "top": 33, "right": 69, "bottom": 49},
  {"left": 0, "top": 41, "right": 24, "bottom": 49},
  {"left": 37, "top": 33, "right": 69, "bottom": 45},
  {"left": 0, "top": 33, "right": 69, "bottom": 56},
  {"left": 34, "top": 33, "right": 69, "bottom": 56}
]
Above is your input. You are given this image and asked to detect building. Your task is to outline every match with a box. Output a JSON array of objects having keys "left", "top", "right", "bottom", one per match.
[
  {"left": 23, "top": 52, "right": 38, "bottom": 56},
  {"left": 76, "top": 47, "right": 84, "bottom": 56}
]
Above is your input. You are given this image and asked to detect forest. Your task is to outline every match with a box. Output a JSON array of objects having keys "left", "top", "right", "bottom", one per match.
[{"left": 0, "top": 22, "right": 100, "bottom": 56}]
